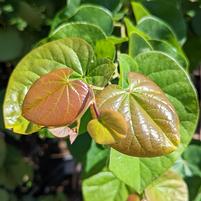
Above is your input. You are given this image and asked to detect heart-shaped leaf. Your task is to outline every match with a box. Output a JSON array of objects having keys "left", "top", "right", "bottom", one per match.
[
  {"left": 50, "top": 22, "right": 106, "bottom": 46},
  {"left": 70, "top": 5, "right": 113, "bottom": 35},
  {"left": 97, "top": 72, "right": 180, "bottom": 156},
  {"left": 87, "top": 110, "right": 127, "bottom": 144},
  {"left": 4, "top": 38, "right": 115, "bottom": 134},
  {"left": 22, "top": 68, "right": 92, "bottom": 127},
  {"left": 109, "top": 51, "right": 199, "bottom": 193}
]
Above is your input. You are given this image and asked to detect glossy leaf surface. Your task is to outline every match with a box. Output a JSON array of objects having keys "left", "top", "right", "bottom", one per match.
[
  {"left": 82, "top": 171, "right": 128, "bottom": 201},
  {"left": 22, "top": 68, "right": 92, "bottom": 127},
  {"left": 87, "top": 110, "right": 127, "bottom": 144},
  {"left": 97, "top": 72, "right": 180, "bottom": 156},
  {"left": 109, "top": 51, "right": 199, "bottom": 193},
  {"left": 4, "top": 38, "right": 115, "bottom": 134}
]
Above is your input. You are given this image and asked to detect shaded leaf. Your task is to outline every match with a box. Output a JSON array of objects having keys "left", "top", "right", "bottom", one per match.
[
  {"left": 0, "top": 145, "right": 33, "bottom": 190},
  {"left": 97, "top": 72, "right": 180, "bottom": 156},
  {"left": 82, "top": 141, "right": 109, "bottom": 178},
  {"left": 0, "top": 137, "right": 6, "bottom": 168},
  {"left": 145, "top": 170, "right": 188, "bottom": 201},
  {"left": 140, "top": 0, "right": 187, "bottom": 43},
  {"left": 22, "top": 68, "right": 92, "bottom": 127},
  {"left": 137, "top": 16, "right": 180, "bottom": 50},
  {"left": 82, "top": 171, "right": 128, "bottom": 201},
  {"left": 70, "top": 5, "right": 113, "bottom": 35},
  {"left": 87, "top": 110, "right": 127, "bottom": 144},
  {"left": 0, "top": 28, "right": 24, "bottom": 62},
  {"left": 129, "top": 32, "right": 152, "bottom": 58}
]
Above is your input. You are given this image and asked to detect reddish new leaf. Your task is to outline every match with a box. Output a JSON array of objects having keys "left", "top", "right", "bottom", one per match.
[
  {"left": 22, "top": 68, "right": 92, "bottom": 127},
  {"left": 48, "top": 126, "right": 78, "bottom": 144}
]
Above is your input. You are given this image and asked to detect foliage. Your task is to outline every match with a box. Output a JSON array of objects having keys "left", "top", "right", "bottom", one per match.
[{"left": 0, "top": 0, "right": 200, "bottom": 201}]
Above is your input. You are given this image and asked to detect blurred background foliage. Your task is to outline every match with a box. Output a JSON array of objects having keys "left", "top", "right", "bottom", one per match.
[{"left": 0, "top": 0, "right": 200, "bottom": 201}]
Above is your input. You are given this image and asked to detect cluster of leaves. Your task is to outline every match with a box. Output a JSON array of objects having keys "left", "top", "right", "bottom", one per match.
[{"left": 1, "top": 0, "right": 200, "bottom": 201}]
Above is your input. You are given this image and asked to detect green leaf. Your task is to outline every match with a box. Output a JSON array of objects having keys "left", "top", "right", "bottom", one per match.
[
  {"left": 124, "top": 18, "right": 149, "bottom": 39},
  {"left": 149, "top": 39, "right": 188, "bottom": 69},
  {"left": 183, "top": 145, "right": 201, "bottom": 171},
  {"left": 118, "top": 54, "right": 139, "bottom": 88},
  {"left": 140, "top": 0, "right": 187, "bottom": 43},
  {"left": 50, "top": 0, "right": 81, "bottom": 32},
  {"left": 0, "top": 137, "right": 6, "bottom": 168},
  {"left": 87, "top": 110, "right": 127, "bottom": 145},
  {"left": 0, "top": 189, "right": 9, "bottom": 201},
  {"left": 0, "top": 90, "right": 5, "bottom": 129},
  {"left": 70, "top": 5, "right": 113, "bottom": 35},
  {"left": 4, "top": 38, "right": 115, "bottom": 134},
  {"left": 185, "top": 176, "right": 201, "bottom": 201},
  {"left": 109, "top": 51, "right": 199, "bottom": 193},
  {"left": 49, "top": 22, "right": 106, "bottom": 47},
  {"left": 144, "top": 170, "right": 188, "bottom": 201},
  {"left": 0, "top": 145, "right": 33, "bottom": 190},
  {"left": 82, "top": 141, "right": 109, "bottom": 178},
  {"left": 68, "top": 133, "right": 91, "bottom": 162},
  {"left": 0, "top": 28, "right": 24, "bottom": 62},
  {"left": 81, "top": 0, "right": 123, "bottom": 13},
  {"left": 131, "top": 2, "right": 150, "bottom": 22},
  {"left": 82, "top": 171, "right": 128, "bottom": 201},
  {"left": 129, "top": 32, "right": 152, "bottom": 58},
  {"left": 85, "top": 58, "right": 115, "bottom": 87},
  {"left": 97, "top": 72, "right": 180, "bottom": 156},
  {"left": 95, "top": 39, "right": 115, "bottom": 60},
  {"left": 137, "top": 16, "right": 180, "bottom": 50},
  {"left": 184, "top": 36, "right": 201, "bottom": 71}
]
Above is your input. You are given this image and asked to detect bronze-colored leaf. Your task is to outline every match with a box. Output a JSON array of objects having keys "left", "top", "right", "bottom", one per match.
[
  {"left": 87, "top": 110, "right": 128, "bottom": 145},
  {"left": 96, "top": 72, "right": 180, "bottom": 156},
  {"left": 22, "top": 68, "right": 92, "bottom": 127}
]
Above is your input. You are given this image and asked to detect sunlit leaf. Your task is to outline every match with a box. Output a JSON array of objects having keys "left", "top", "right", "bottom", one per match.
[
  {"left": 82, "top": 171, "right": 128, "bottom": 201},
  {"left": 22, "top": 68, "right": 92, "bottom": 127},
  {"left": 97, "top": 72, "right": 180, "bottom": 156},
  {"left": 50, "top": 22, "right": 106, "bottom": 46},
  {"left": 109, "top": 51, "right": 199, "bottom": 193},
  {"left": 4, "top": 38, "right": 115, "bottom": 134},
  {"left": 87, "top": 110, "right": 127, "bottom": 144},
  {"left": 131, "top": 2, "right": 150, "bottom": 22},
  {"left": 145, "top": 170, "right": 188, "bottom": 201}
]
